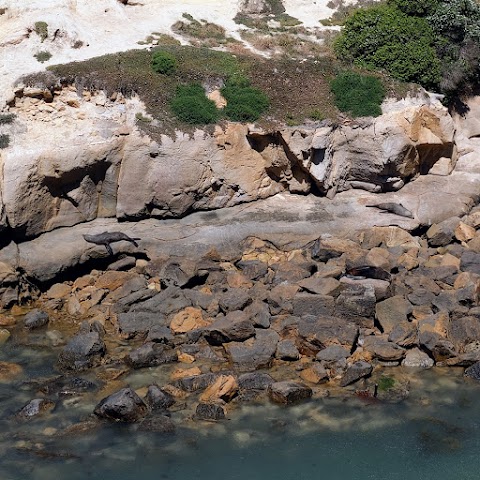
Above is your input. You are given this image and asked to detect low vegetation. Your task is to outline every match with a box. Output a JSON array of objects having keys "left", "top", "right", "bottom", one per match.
[
  {"left": 0, "top": 113, "right": 15, "bottom": 125},
  {"left": 171, "top": 83, "right": 219, "bottom": 124},
  {"left": 151, "top": 50, "right": 177, "bottom": 75},
  {"left": 34, "top": 21, "right": 48, "bottom": 42},
  {"left": 34, "top": 50, "right": 52, "bottom": 63},
  {"left": 49, "top": 45, "right": 359, "bottom": 135},
  {"left": 222, "top": 77, "right": 269, "bottom": 122},
  {"left": 330, "top": 71, "right": 385, "bottom": 117},
  {"left": 334, "top": 0, "right": 480, "bottom": 104},
  {"left": 0, "top": 134, "right": 10, "bottom": 149}
]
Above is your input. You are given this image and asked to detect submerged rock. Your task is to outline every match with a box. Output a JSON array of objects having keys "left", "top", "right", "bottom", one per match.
[
  {"left": 24, "top": 309, "right": 49, "bottom": 330},
  {"left": 195, "top": 403, "right": 226, "bottom": 420},
  {"left": 94, "top": 388, "right": 148, "bottom": 422}
]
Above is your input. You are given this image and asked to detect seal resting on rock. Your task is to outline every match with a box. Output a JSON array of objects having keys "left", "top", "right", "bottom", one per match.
[
  {"left": 83, "top": 232, "right": 140, "bottom": 255},
  {"left": 366, "top": 202, "right": 414, "bottom": 219}
]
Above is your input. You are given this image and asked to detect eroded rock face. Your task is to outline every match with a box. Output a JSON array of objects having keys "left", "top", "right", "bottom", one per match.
[{"left": 0, "top": 85, "right": 457, "bottom": 240}]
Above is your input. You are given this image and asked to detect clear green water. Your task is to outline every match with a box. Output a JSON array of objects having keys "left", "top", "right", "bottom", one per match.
[{"left": 1, "top": 340, "right": 479, "bottom": 480}]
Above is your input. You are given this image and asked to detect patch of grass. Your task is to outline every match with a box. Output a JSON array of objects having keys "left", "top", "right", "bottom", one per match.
[
  {"left": 309, "top": 109, "right": 325, "bottom": 121},
  {"left": 171, "top": 83, "right": 219, "bottom": 124},
  {"left": 172, "top": 17, "right": 226, "bottom": 46},
  {"left": 0, "top": 113, "right": 15, "bottom": 125},
  {"left": 34, "top": 50, "right": 52, "bottom": 63},
  {"left": 151, "top": 50, "right": 177, "bottom": 75},
  {"left": 377, "top": 375, "right": 396, "bottom": 391},
  {"left": 72, "top": 40, "right": 84, "bottom": 49},
  {"left": 330, "top": 71, "right": 385, "bottom": 117},
  {"left": 34, "top": 21, "right": 48, "bottom": 42},
  {"left": 276, "top": 13, "right": 302, "bottom": 28},
  {"left": 135, "top": 112, "right": 152, "bottom": 123},
  {"left": 0, "top": 134, "right": 10, "bottom": 149}
]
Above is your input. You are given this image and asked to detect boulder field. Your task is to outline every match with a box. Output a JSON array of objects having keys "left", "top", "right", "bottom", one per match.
[{"left": 2, "top": 87, "right": 480, "bottom": 428}]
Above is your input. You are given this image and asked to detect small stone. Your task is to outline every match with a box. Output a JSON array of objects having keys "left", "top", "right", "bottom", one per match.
[
  {"left": 402, "top": 348, "right": 434, "bottom": 368},
  {"left": 17, "top": 398, "right": 55, "bottom": 419},
  {"left": 340, "top": 361, "right": 373, "bottom": 387},
  {"left": 171, "top": 366, "right": 202, "bottom": 381},
  {"left": 300, "top": 364, "right": 328, "bottom": 384},
  {"left": 144, "top": 385, "right": 175, "bottom": 410},
  {"left": 24, "top": 309, "right": 49, "bottom": 330},
  {"left": 45, "top": 283, "right": 71, "bottom": 299},
  {"left": 195, "top": 403, "right": 225, "bottom": 420},
  {"left": 94, "top": 388, "right": 148, "bottom": 422},
  {"left": 276, "top": 339, "right": 300, "bottom": 361},
  {"left": 178, "top": 352, "right": 195, "bottom": 364},
  {"left": 375, "top": 296, "right": 411, "bottom": 334},
  {"left": 268, "top": 381, "right": 312, "bottom": 405},
  {"left": 0, "top": 361, "right": 23, "bottom": 380}
]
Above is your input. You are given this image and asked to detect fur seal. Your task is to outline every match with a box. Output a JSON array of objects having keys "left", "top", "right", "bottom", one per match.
[
  {"left": 83, "top": 232, "right": 140, "bottom": 255},
  {"left": 366, "top": 202, "right": 414, "bottom": 219}
]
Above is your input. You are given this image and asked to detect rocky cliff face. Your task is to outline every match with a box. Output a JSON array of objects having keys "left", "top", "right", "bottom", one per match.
[{"left": 0, "top": 83, "right": 456, "bottom": 241}]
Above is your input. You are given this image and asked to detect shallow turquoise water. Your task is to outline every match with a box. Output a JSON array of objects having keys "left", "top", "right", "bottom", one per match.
[{"left": 1, "top": 340, "right": 480, "bottom": 480}]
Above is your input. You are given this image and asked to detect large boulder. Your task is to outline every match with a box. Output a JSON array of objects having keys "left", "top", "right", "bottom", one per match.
[
  {"left": 94, "top": 387, "right": 148, "bottom": 422},
  {"left": 268, "top": 381, "right": 312, "bottom": 405}
]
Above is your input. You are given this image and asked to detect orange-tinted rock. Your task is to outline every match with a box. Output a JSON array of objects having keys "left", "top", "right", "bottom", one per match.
[{"left": 170, "top": 307, "right": 210, "bottom": 334}]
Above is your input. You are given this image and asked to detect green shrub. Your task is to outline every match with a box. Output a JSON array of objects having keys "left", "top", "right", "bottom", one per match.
[
  {"left": 0, "top": 113, "right": 15, "bottom": 125},
  {"left": 171, "top": 84, "right": 219, "bottom": 124},
  {"left": 0, "top": 134, "right": 10, "bottom": 149},
  {"left": 387, "top": 0, "right": 439, "bottom": 16},
  {"left": 34, "top": 21, "right": 48, "bottom": 42},
  {"left": 330, "top": 71, "right": 385, "bottom": 117},
  {"left": 151, "top": 50, "right": 177, "bottom": 75},
  {"left": 221, "top": 78, "right": 269, "bottom": 122},
  {"left": 334, "top": 4, "right": 441, "bottom": 88},
  {"left": 34, "top": 50, "right": 52, "bottom": 63}
]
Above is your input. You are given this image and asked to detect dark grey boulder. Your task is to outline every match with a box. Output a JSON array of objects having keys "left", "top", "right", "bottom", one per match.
[
  {"left": 146, "top": 325, "right": 174, "bottom": 345},
  {"left": 276, "top": 339, "right": 300, "bottom": 361},
  {"left": 195, "top": 403, "right": 225, "bottom": 420},
  {"left": 461, "top": 251, "right": 480, "bottom": 276},
  {"left": 316, "top": 345, "right": 349, "bottom": 362},
  {"left": 245, "top": 300, "right": 271, "bottom": 328},
  {"left": 125, "top": 342, "right": 177, "bottom": 369},
  {"left": 204, "top": 311, "right": 255, "bottom": 345},
  {"left": 419, "top": 331, "right": 456, "bottom": 362},
  {"left": 118, "top": 312, "right": 167, "bottom": 338},
  {"left": 268, "top": 381, "right": 312, "bottom": 405},
  {"left": 24, "top": 309, "right": 49, "bottom": 330},
  {"left": 292, "top": 293, "right": 335, "bottom": 317},
  {"left": 225, "top": 329, "right": 279, "bottom": 371},
  {"left": 40, "top": 376, "right": 98, "bottom": 397},
  {"left": 448, "top": 316, "right": 480, "bottom": 351},
  {"left": 340, "top": 361, "right": 373, "bottom": 387},
  {"left": 335, "top": 284, "right": 376, "bottom": 327},
  {"left": 174, "top": 373, "right": 218, "bottom": 392},
  {"left": 218, "top": 288, "right": 251, "bottom": 312},
  {"left": 144, "top": 385, "right": 175, "bottom": 410},
  {"left": 363, "top": 337, "right": 405, "bottom": 362},
  {"left": 107, "top": 256, "right": 137, "bottom": 271},
  {"left": 388, "top": 322, "right": 418, "bottom": 347},
  {"left": 426, "top": 217, "right": 460, "bottom": 247},
  {"left": 58, "top": 323, "right": 106, "bottom": 371},
  {"left": 297, "top": 315, "right": 358, "bottom": 352},
  {"left": 94, "top": 388, "right": 148, "bottom": 422},
  {"left": 238, "top": 372, "right": 274, "bottom": 390},
  {"left": 17, "top": 398, "right": 55, "bottom": 419},
  {"left": 236, "top": 260, "right": 268, "bottom": 280},
  {"left": 134, "top": 286, "right": 191, "bottom": 316},
  {"left": 465, "top": 361, "right": 480, "bottom": 381}
]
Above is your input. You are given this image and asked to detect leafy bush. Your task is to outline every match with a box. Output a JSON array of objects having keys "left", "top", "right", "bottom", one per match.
[
  {"left": 34, "top": 50, "right": 52, "bottom": 63},
  {"left": 387, "top": 0, "right": 439, "bottom": 16},
  {"left": 171, "top": 84, "right": 219, "bottom": 124},
  {"left": 0, "top": 113, "right": 15, "bottom": 125},
  {"left": 334, "top": 4, "right": 441, "bottom": 88},
  {"left": 330, "top": 71, "right": 385, "bottom": 117},
  {"left": 221, "top": 78, "right": 269, "bottom": 122},
  {"left": 0, "top": 134, "right": 10, "bottom": 149},
  {"left": 151, "top": 51, "right": 177, "bottom": 75},
  {"left": 34, "top": 21, "right": 48, "bottom": 42}
]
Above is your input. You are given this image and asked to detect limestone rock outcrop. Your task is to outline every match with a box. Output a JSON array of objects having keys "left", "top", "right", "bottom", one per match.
[{"left": 0, "top": 83, "right": 457, "bottom": 241}]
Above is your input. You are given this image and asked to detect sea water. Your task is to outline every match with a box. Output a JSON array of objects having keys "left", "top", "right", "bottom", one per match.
[{"left": 1, "top": 340, "right": 479, "bottom": 480}]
